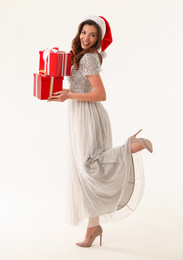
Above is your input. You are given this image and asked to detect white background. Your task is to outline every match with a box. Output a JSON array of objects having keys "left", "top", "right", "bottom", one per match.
[{"left": 0, "top": 0, "right": 183, "bottom": 259}]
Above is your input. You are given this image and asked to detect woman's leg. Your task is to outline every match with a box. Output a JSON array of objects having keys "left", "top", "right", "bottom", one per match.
[
  {"left": 131, "top": 143, "right": 145, "bottom": 154},
  {"left": 83, "top": 217, "right": 99, "bottom": 242},
  {"left": 88, "top": 217, "right": 99, "bottom": 228}
]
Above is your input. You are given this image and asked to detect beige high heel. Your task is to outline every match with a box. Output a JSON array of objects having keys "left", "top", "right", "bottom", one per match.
[
  {"left": 131, "top": 129, "right": 153, "bottom": 153},
  {"left": 76, "top": 225, "right": 103, "bottom": 247}
]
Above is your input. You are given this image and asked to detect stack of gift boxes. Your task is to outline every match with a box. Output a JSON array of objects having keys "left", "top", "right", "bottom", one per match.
[{"left": 33, "top": 47, "right": 73, "bottom": 100}]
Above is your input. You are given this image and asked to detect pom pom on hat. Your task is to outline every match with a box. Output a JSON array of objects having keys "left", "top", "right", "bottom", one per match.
[
  {"left": 99, "top": 51, "right": 108, "bottom": 59},
  {"left": 83, "top": 15, "right": 113, "bottom": 55}
]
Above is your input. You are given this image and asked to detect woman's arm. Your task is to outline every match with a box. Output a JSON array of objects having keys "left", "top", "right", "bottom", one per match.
[
  {"left": 48, "top": 74, "right": 106, "bottom": 102},
  {"left": 69, "top": 74, "right": 106, "bottom": 102}
]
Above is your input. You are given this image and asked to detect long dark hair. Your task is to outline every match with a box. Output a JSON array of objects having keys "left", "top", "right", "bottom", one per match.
[{"left": 70, "top": 20, "right": 102, "bottom": 69}]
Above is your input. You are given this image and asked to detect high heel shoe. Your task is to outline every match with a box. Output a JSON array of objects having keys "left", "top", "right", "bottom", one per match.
[
  {"left": 131, "top": 129, "right": 153, "bottom": 153},
  {"left": 76, "top": 225, "right": 103, "bottom": 247}
]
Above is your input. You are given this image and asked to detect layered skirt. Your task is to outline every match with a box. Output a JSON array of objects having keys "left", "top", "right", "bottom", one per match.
[{"left": 65, "top": 100, "right": 144, "bottom": 228}]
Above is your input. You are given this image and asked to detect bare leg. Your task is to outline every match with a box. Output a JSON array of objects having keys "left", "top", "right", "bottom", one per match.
[
  {"left": 84, "top": 217, "right": 99, "bottom": 243},
  {"left": 131, "top": 143, "right": 145, "bottom": 154}
]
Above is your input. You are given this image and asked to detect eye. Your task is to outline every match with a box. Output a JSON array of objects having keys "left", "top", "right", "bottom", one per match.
[
  {"left": 91, "top": 33, "right": 96, "bottom": 37},
  {"left": 81, "top": 30, "right": 86, "bottom": 34}
]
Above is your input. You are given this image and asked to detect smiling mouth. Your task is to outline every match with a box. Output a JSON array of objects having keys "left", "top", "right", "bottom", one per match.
[{"left": 83, "top": 41, "right": 90, "bottom": 46}]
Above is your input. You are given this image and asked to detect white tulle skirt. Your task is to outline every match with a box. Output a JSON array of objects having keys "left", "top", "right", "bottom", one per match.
[{"left": 65, "top": 99, "right": 144, "bottom": 228}]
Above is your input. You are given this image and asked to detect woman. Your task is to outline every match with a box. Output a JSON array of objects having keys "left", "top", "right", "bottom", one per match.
[{"left": 48, "top": 16, "right": 153, "bottom": 247}]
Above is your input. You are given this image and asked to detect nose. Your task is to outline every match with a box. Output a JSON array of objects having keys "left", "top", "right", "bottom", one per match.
[{"left": 84, "top": 34, "right": 89, "bottom": 41}]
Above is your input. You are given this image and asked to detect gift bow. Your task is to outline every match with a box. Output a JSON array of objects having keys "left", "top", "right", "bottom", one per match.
[
  {"left": 43, "top": 47, "right": 68, "bottom": 76},
  {"left": 43, "top": 47, "right": 59, "bottom": 63},
  {"left": 43, "top": 47, "right": 59, "bottom": 72}
]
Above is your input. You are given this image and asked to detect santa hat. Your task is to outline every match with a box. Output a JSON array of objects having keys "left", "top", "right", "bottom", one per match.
[{"left": 83, "top": 15, "right": 113, "bottom": 55}]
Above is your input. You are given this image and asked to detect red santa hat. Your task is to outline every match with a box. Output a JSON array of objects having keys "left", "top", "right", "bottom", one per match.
[{"left": 83, "top": 15, "right": 113, "bottom": 54}]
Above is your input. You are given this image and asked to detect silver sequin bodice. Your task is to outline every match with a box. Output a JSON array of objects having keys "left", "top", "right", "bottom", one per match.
[{"left": 68, "top": 53, "right": 101, "bottom": 94}]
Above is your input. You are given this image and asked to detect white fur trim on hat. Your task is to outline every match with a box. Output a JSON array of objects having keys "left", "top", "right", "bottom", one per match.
[{"left": 83, "top": 15, "right": 106, "bottom": 39}]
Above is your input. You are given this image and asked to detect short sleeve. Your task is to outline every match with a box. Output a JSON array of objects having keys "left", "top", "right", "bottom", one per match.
[{"left": 79, "top": 53, "right": 101, "bottom": 76}]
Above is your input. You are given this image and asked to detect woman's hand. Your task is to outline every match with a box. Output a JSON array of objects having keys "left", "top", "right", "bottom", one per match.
[{"left": 47, "top": 89, "right": 70, "bottom": 102}]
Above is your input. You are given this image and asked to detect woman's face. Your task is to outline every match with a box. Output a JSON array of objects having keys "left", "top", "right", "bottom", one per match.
[{"left": 80, "top": 24, "right": 98, "bottom": 50}]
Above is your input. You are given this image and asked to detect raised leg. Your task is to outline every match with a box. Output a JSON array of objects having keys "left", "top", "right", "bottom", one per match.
[
  {"left": 131, "top": 143, "right": 145, "bottom": 154},
  {"left": 130, "top": 129, "right": 153, "bottom": 153}
]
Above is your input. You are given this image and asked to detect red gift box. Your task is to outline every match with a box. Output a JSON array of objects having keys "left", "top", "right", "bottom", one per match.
[
  {"left": 39, "top": 47, "right": 73, "bottom": 77},
  {"left": 33, "top": 72, "right": 63, "bottom": 100}
]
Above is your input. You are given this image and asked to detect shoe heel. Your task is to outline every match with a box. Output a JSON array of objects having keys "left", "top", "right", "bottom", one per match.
[
  {"left": 133, "top": 129, "right": 142, "bottom": 137},
  {"left": 100, "top": 234, "right": 102, "bottom": 246}
]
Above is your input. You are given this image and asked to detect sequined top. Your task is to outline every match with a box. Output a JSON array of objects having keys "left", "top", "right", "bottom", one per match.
[{"left": 68, "top": 53, "right": 101, "bottom": 94}]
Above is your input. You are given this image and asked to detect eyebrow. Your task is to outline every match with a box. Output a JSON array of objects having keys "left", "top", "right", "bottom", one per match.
[{"left": 82, "top": 29, "right": 97, "bottom": 34}]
